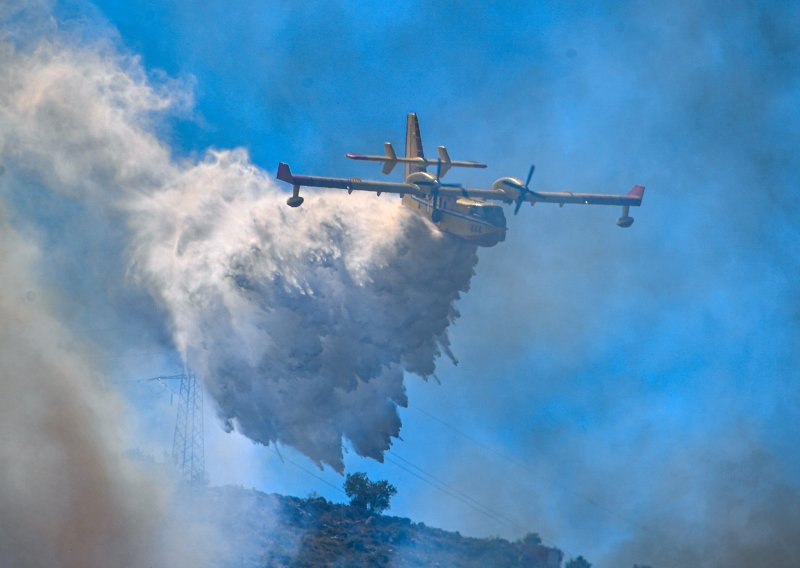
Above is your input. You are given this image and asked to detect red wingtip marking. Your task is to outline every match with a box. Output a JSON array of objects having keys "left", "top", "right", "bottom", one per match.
[
  {"left": 277, "top": 162, "right": 293, "bottom": 183},
  {"left": 628, "top": 184, "right": 645, "bottom": 199}
]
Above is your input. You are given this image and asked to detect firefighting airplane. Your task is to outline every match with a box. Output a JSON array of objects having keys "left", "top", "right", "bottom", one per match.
[{"left": 277, "top": 113, "right": 645, "bottom": 247}]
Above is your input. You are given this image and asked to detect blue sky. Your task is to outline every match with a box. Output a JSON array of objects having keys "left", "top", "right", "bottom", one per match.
[{"left": 42, "top": 1, "right": 800, "bottom": 565}]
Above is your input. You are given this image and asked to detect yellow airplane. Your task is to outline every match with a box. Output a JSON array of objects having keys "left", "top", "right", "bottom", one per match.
[{"left": 277, "top": 113, "right": 645, "bottom": 247}]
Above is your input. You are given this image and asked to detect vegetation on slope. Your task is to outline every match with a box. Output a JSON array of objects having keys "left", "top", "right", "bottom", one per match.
[{"left": 192, "top": 485, "right": 565, "bottom": 567}]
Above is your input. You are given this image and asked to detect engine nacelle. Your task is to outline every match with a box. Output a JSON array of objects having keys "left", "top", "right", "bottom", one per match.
[
  {"left": 286, "top": 195, "right": 304, "bottom": 207},
  {"left": 406, "top": 171, "right": 436, "bottom": 186},
  {"left": 492, "top": 177, "right": 523, "bottom": 201}
]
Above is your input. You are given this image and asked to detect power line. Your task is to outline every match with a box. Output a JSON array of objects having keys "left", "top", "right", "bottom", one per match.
[
  {"left": 280, "top": 454, "right": 347, "bottom": 496},
  {"left": 277, "top": 446, "right": 525, "bottom": 533},
  {"left": 410, "top": 405, "right": 534, "bottom": 473},
  {"left": 409, "top": 404, "right": 660, "bottom": 538},
  {"left": 389, "top": 452, "right": 528, "bottom": 530},
  {"left": 276, "top": 448, "right": 520, "bottom": 533},
  {"left": 385, "top": 452, "right": 528, "bottom": 534}
]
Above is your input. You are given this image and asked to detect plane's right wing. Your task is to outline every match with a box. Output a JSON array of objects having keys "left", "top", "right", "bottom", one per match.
[{"left": 277, "top": 163, "right": 421, "bottom": 206}]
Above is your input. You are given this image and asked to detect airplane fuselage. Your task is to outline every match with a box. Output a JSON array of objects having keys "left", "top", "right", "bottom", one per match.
[{"left": 401, "top": 193, "right": 507, "bottom": 247}]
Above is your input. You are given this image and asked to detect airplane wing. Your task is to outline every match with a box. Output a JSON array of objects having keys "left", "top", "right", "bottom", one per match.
[
  {"left": 435, "top": 182, "right": 645, "bottom": 227},
  {"left": 522, "top": 185, "right": 645, "bottom": 207},
  {"left": 434, "top": 184, "right": 645, "bottom": 207},
  {"left": 278, "top": 161, "right": 644, "bottom": 227},
  {"left": 277, "top": 163, "right": 421, "bottom": 206}
]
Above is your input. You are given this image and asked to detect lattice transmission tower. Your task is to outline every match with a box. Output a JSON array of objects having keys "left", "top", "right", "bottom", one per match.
[
  {"left": 172, "top": 372, "right": 206, "bottom": 485},
  {"left": 141, "top": 372, "right": 206, "bottom": 485}
]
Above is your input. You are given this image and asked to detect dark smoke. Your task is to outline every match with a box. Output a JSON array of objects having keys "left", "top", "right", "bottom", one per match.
[{"left": 0, "top": 212, "right": 216, "bottom": 566}]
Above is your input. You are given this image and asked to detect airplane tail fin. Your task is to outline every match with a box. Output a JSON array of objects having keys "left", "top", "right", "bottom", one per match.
[
  {"left": 405, "top": 112, "right": 426, "bottom": 178},
  {"left": 345, "top": 113, "right": 487, "bottom": 177}
]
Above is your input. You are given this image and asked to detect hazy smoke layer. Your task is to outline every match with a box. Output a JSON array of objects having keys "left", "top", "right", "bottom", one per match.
[
  {"left": 0, "top": 28, "right": 478, "bottom": 472},
  {"left": 0, "top": 217, "right": 182, "bottom": 566}
]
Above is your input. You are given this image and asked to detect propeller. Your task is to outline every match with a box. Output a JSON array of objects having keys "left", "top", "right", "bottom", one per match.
[
  {"left": 414, "top": 159, "right": 463, "bottom": 222},
  {"left": 502, "top": 164, "right": 536, "bottom": 215}
]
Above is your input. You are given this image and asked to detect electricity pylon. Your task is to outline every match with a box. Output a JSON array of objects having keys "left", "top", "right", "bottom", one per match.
[
  {"left": 172, "top": 372, "right": 206, "bottom": 485},
  {"left": 141, "top": 372, "right": 206, "bottom": 485}
]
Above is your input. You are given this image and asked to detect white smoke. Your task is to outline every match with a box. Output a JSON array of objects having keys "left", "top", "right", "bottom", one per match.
[
  {"left": 1, "top": 11, "right": 478, "bottom": 479},
  {"left": 127, "top": 154, "right": 477, "bottom": 469}
]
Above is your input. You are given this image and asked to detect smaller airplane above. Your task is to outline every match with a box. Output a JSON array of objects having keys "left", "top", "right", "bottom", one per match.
[{"left": 277, "top": 113, "right": 645, "bottom": 247}]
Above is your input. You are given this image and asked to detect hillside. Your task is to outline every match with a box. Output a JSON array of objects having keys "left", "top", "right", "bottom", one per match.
[{"left": 188, "top": 485, "right": 566, "bottom": 567}]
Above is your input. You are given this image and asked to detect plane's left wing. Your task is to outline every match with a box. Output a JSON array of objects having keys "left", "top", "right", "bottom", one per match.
[
  {"left": 435, "top": 182, "right": 645, "bottom": 227},
  {"left": 433, "top": 184, "right": 644, "bottom": 206},
  {"left": 523, "top": 184, "right": 645, "bottom": 207},
  {"left": 277, "top": 162, "right": 420, "bottom": 207}
]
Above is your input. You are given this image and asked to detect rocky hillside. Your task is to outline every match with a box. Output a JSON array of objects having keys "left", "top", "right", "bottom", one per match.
[{"left": 189, "top": 485, "right": 566, "bottom": 567}]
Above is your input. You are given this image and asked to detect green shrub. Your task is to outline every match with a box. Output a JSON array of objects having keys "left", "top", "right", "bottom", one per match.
[{"left": 343, "top": 472, "right": 397, "bottom": 514}]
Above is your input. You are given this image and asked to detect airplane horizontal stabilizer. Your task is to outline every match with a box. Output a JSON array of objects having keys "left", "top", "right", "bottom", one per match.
[
  {"left": 437, "top": 146, "right": 452, "bottom": 178},
  {"left": 382, "top": 142, "right": 397, "bottom": 175}
]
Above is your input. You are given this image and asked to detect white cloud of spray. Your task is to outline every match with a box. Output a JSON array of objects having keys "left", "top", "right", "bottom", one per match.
[
  {"left": 127, "top": 152, "right": 478, "bottom": 471},
  {"left": 1, "top": 5, "right": 478, "bottom": 482}
]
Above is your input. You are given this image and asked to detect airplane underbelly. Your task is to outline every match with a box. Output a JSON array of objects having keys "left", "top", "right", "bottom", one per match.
[
  {"left": 402, "top": 197, "right": 504, "bottom": 247},
  {"left": 454, "top": 224, "right": 505, "bottom": 247}
]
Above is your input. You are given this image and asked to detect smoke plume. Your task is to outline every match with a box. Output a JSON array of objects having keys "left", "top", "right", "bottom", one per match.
[
  {"left": 0, "top": 13, "right": 478, "bottom": 477},
  {"left": 0, "top": 211, "right": 198, "bottom": 566},
  {"left": 127, "top": 151, "right": 478, "bottom": 470}
]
